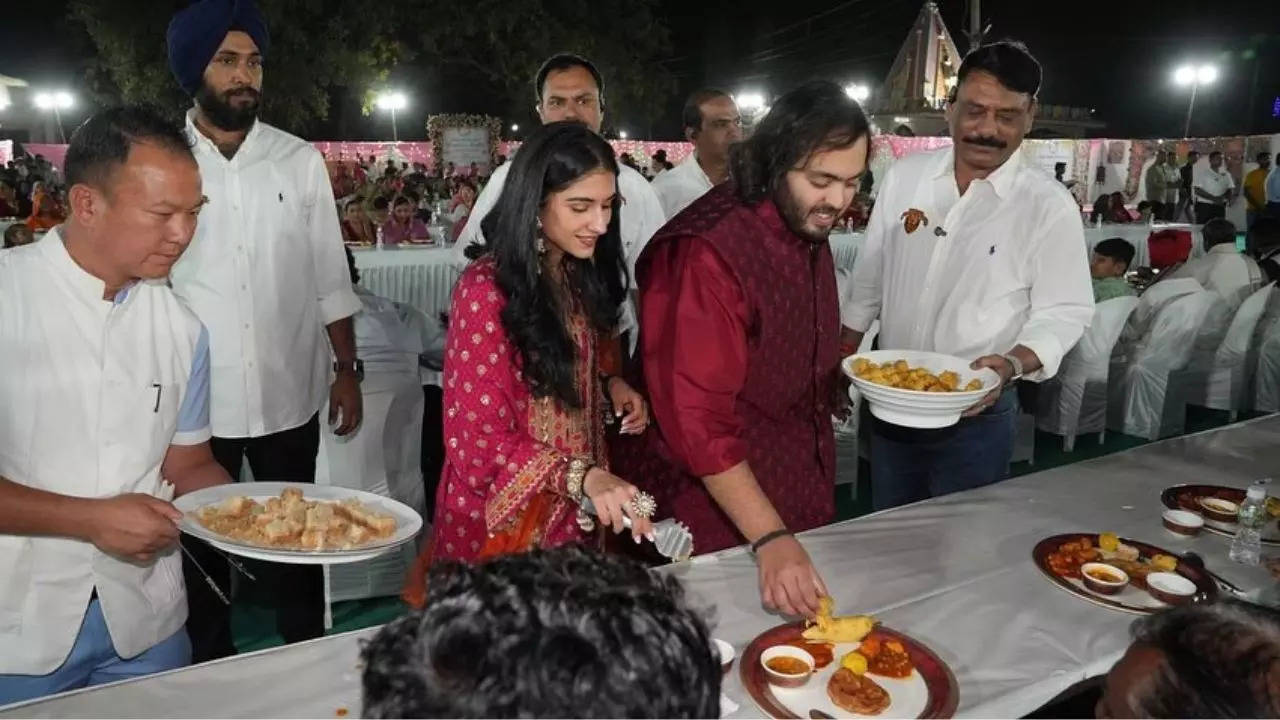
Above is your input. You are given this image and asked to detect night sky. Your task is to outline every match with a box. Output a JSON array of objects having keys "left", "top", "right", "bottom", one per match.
[{"left": 2, "top": 0, "right": 1278, "bottom": 142}]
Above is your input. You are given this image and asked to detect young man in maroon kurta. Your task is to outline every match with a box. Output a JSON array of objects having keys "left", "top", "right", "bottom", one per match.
[{"left": 617, "top": 82, "right": 871, "bottom": 618}]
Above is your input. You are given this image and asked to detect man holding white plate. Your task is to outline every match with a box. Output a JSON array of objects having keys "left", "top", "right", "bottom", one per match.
[
  {"left": 843, "top": 41, "right": 1092, "bottom": 510},
  {"left": 0, "top": 107, "right": 231, "bottom": 703}
]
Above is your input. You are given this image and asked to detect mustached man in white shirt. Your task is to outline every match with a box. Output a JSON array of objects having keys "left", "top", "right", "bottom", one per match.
[
  {"left": 453, "top": 53, "right": 666, "bottom": 284},
  {"left": 651, "top": 89, "right": 743, "bottom": 220},
  {"left": 844, "top": 41, "right": 1093, "bottom": 511},
  {"left": 164, "top": 0, "right": 363, "bottom": 662},
  {"left": 0, "top": 107, "right": 232, "bottom": 704}
]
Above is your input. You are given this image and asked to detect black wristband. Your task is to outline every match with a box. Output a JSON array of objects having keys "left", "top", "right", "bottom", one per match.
[{"left": 751, "top": 529, "right": 792, "bottom": 554}]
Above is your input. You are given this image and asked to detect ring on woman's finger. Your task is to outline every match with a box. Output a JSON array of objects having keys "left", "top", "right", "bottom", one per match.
[{"left": 626, "top": 491, "right": 657, "bottom": 519}]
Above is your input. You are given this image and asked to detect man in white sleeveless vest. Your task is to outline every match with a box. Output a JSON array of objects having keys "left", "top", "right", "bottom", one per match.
[{"left": 0, "top": 106, "right": 231, "bottom": 704}]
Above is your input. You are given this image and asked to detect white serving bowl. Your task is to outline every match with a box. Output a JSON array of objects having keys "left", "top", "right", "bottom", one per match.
[{"left": 842, "top": 350, "right": 1001, "bottom": 429}]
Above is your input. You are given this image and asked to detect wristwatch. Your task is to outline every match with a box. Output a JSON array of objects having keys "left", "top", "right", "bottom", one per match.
[
  {"left": 1001, "top": 354, "right": 1024, "bottom": 385},
  {"left": 334, "top": 359, "right": 365, "bottom": 382}
]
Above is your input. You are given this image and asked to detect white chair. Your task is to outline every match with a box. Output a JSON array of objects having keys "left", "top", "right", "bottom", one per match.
[
  {"left": 1254, "top": 306, "right": 1280, "bottom": 412},
  {"left": 1107, "top": 290, "right": 1224, "bottom": 440},
  {"left": 1036, "top": 296, "right": 1139, "bottom": 451},
  {"left": 317, "top": 370, "right": 426, "bottom": 613},
  {"left": 1180, "top": 283, "right": 1274, "bottom": 420}
]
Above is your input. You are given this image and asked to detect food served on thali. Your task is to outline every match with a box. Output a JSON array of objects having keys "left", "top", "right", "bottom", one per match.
[
  {"left": 787, "top": 640, "right": 835, "bottom": 668},
  {"left": 802, "top": 597, "right": 877, "bottom": 643},
  {"left": 766, "top": 656, "right": 811, "bottom": 675},
  {"left": 827, "top": 667, "right": 892, "bottom": 716},
  {"left": 1046, "top": 533, "right": 1193, "bottom": 600},
  {"left": 194, "top": 487, "right": 397, "bottom": 551},
  {"left": 850, "top": 358, "right": 983, "bottom": 393}
]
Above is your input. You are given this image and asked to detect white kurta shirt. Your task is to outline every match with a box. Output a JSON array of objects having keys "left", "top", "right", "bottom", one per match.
[
  {"left": 1167, "top": 243, "right": 1262, "bottom": 308},
  {"left": 171, "top": 113, "right": 361, "bottom": 438},
  {"left": 1192, "top": 165, "right": 1235, "bottom": 204},
  {"left": 0, "top": 231, "right": 210, "bottom": 674},
  {"left": 451, "top": 160, "right": 666, "bottom": 279},
  {"left": 845, "top": 147, "right": 1094, "bottom": 380},
  {"left": 651, "top": 151, "right": 714, "bottom": 220}
]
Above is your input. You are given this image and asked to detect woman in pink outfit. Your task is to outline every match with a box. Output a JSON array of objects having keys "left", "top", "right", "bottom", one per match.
[{"left": 379, "top": 195, "right": 429, "bottom": 244}]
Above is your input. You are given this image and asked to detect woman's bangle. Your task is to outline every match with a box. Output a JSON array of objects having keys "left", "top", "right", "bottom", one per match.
[
  {"left": 751, "top": 528, "right": 792, "bottom": 554},
  {"left": 566, "top": 458, "right": 590, "bottom": 503}
]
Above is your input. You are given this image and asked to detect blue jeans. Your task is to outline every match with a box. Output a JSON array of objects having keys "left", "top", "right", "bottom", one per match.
[
  {"left": 0, "top": 598, "right": 191, "bottom": 706},
  {"left": 870, "top": 389, "right": 1019, "bottom": 511}
]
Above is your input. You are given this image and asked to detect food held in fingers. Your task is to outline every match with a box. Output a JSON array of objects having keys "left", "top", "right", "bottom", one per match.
[{"left": 802, "top": 597, "right": 877, "bottom": 643}]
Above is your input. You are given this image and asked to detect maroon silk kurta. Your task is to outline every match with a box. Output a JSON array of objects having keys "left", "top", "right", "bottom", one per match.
[{"left": 615, "top": 184, "right": 839, "bottom": 554}]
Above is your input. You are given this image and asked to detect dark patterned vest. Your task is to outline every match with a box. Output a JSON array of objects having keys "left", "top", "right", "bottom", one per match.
[{"left": 622, "top": 184, "right": 839, "bottom": 553}]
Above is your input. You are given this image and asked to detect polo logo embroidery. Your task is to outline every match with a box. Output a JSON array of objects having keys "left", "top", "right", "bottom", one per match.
[
  {"left": 989, "top": 245, "right": 996, "bottom": 255},
  {"left": 279, "top": 192, "right": 284, "bottom": 202},
  {"left": 900, "top": 208, "right": 929, "bottom": 234}
]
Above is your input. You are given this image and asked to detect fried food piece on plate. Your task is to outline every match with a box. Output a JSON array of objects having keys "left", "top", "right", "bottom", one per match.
[
  {"left": 787, "top": 640, "right": 835, "bottom": 668},
  {"left": 802, "top": 597, "right": 876, "bottom": 643},
  {"left": 827, "top": 668, "right": 890, "bottom": 716}
]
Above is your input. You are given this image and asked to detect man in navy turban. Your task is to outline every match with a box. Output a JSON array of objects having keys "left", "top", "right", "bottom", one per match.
[{"left": 165, "top": 0, "right": 364, "bottom": 664}]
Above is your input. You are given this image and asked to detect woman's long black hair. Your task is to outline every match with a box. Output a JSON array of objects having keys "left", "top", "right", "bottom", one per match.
[{"left": 478, "top": 121, "right": 627, "bottom": 407}]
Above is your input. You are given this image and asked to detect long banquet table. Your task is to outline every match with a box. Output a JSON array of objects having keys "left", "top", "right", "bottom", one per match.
[{"left": 4, "top": 415, "right": 1275, "bottom": 719}]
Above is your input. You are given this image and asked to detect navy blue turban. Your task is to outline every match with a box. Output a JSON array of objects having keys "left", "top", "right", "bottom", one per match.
[{"left": 166, "top": 0, "right": 271, "bottom": 96}]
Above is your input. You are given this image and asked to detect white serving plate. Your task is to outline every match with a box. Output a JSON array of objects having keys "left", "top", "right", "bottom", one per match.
[
  {"left": 174, "top": 481, "right": 423, "bottom": 565},
  {"left": 843, "top": 351, "right": 1000, "bottom": 429}
]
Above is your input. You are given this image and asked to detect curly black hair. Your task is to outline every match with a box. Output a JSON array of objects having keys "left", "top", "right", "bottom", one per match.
[
  {"left": 360, "top": 546, "right": 721, "bottom": 719},
  {"left": 1123, "top": 599, "right": 1280, "bottom": 717},
  {"left": 475, "top": 121, "right": 628, "bottom": 407}
]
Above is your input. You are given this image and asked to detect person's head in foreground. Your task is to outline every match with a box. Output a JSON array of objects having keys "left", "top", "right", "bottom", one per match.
[
  {"left": 1096, "top": 599, "right": 1280, "bottom": 718},
  {"left": 729, "top": 80, "right": 871, "bottom": 243},
  {"left": 1090, "top": 238, "right": 1135, "bottom": 279},
  {"left": 62, "top": 105, "right": 203, "bottom": 291},
  {"left": 1203, "top": 217, "right": 1237, "bottom": 253},
  {"left": 945, "top": 40, "right": 1041, "bottom": 176},
  {"left": 361, "top": 546, "right": 721, "bottom": 719}
]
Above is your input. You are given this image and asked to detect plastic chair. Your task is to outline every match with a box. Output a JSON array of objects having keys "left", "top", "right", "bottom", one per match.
[
  {"left": 1036, "top": 296, "right": 1139, "bottom": 451},
  {"left": 1180, "top": 283, "right": 1274, "bottom": 420},
  {"left": 317, "top": 371, "right": 426, "bottom": 609},
  {"left": 1107, "top": 290, "right": 1224, "bottom": 440},
  {"left": 1254, "top": 303, "right": 1280, "bottom": 412},
  {"left": 1147, "top": 229, "right": 1193, "bottom": 271}
]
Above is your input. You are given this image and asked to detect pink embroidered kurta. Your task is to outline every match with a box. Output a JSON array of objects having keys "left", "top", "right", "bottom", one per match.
[{"left": 428, "top": 256, "right": 608, "bottom": 563}]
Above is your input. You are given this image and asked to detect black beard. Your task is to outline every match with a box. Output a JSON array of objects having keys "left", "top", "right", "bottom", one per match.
[
  {"left": 195, "top": 83, "right": 260, "bottom": 132},
  {"left": 774, "top": 184, "right": 838, "bottom": 244}
]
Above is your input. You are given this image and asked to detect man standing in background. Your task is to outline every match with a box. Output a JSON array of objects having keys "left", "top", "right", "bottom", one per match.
[
  {"left": 1193, "top": 151, "right": 1235, "bottom": 224},
  {"left": 165, "top": 0, "right": 363, "bottom": 661},
  {"left": 651, "top": 89, "right": 742, "bottom": 220},
  {"left": 1244, "top": 152, "right": 1271, "bottom": 229},
  {"left": 1144, "top": 151, "right": 1169, "bottom": 220}
]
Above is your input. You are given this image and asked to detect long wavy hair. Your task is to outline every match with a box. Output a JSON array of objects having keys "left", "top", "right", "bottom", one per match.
[
  {"left": 478, "top": 121, "right": 627, "bottom": 407},
  {"left": 729, "top": 80, "right": 871, "bottom": 206}
]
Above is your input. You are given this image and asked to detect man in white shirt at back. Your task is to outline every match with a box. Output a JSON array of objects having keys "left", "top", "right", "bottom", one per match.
[
  {"left": 452, "top": 53, "right": 665, "bottom": 280},
  {"left": 165, "top": 0, "right": 363, "bottom": 662},
  {"left": 1192, "top": 151, "right": 1235, "bottom": 225},
  {"left": 843, "top": 41, "right": 1093, "bottom": 511},
  {"left": 0, "top": 106, "right": 231, "bottom": 703},
  {"left": 1168, "top": 218, "right": 1261, "bottom": 309},
  {"left": 651, "top": 89, "right": 742, "bottom": 220}
]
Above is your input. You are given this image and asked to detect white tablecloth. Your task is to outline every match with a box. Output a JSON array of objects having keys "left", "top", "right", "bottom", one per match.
[
  {"left": 350, "top": 245, "right": 456, "bottom": 322},
  {"left": 1084, "top": 223, "right": 1205, "bottom": 269},
  {"left": 5, "top": 415, "right": 1275, "bottom": 719}
]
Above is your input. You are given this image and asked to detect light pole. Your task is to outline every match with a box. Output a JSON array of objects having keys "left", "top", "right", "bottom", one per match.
[
  {"left": 375, "top": 91, "right": 407, "bottom": 141},
  {"left": 844, "top": 84, "right": 870, "bottom": 103},
  {"left": 1173, "top": 64, "right": 1217, "bottom": 138},
  {"left": 33, "top": 91, "right": 73, "bottom": 143}
]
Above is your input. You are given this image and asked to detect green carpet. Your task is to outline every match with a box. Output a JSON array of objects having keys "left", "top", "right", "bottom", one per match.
[{"left": 229, "top": 406, "right": 1271, "bottom": 653}]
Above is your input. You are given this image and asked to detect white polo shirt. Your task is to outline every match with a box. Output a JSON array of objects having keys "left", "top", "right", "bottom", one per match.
[
  {"left": 651, "top": 151, "right": 714, "bottom": 220},
  {"left": 171, "top": 112, "right": 362, "bottom": 439},
  {"left": 845, "top": 147, "right": 1094, "bottom": 380},
  {"left": 0, "top": 230, "right": 211, "bottom": 674},
  {"left": 1192, "top": 165, "right": 1235, "bottom": 205}
]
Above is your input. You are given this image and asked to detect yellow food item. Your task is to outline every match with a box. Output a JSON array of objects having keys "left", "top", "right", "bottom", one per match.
[
  {"left": 1267, "top": 497, "right": 1280, "bottom": 518},
  {"left": 802, "top": 597, "right": 877, "bottom": 643},
  {"left": 851, "top": 357, "right": 981, "bottom": 393},
  {"left": 840, "top": 650, "right": 868, "bottom": 675},
  {"left": 1150, "top": 554, "right": 1178, "bottom": 572},
  {"left": 1099, "top": 532, "right": 1119, "bottom": 552}
]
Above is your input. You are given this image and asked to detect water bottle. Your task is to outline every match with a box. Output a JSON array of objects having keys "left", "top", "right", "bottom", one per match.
[
  {"left": 1228, "top": 484, "right": 1267, "bottom": 566},
  {"left": 375, "top": 225, "right": 384, "bottom": 249}
]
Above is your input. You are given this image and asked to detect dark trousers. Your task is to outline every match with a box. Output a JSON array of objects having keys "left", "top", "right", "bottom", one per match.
[
  {"left": 420, "top": 385, "right": 444, "bottom": 518},
  {"left": 1194, "top": 202, "right": 1226, "bottom": 225},
  {"left": 870, "top": 390, "right": 1019, "bottom": 511},
  {"left": 181, "top": 414, "right": 324, "bottom": 663}
]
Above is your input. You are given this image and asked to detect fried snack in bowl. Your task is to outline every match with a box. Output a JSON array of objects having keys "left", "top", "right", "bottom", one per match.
[
  {"left": 827, "top": 668, "right": 891, "bottom": 716},
  {"left": 850, "top": 358, "right": 982, "bottom": 393},
  {"left": 802, "top": 597, "right": 877, "bottom": 643}
]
